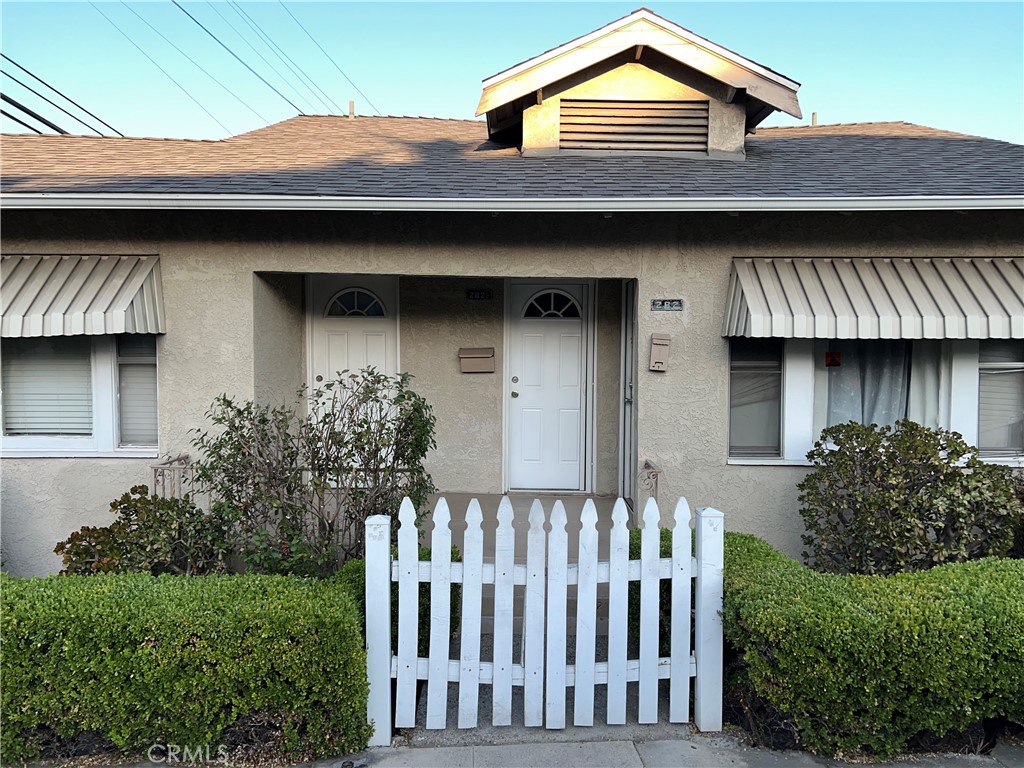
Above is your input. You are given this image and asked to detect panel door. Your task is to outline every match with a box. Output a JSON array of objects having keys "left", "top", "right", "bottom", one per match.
[
  {"left": 508, "top": 283, "right": 588, "bottom": 490},
  {"left": 309, "top": 275, "right": 398, "bottom": 391}
]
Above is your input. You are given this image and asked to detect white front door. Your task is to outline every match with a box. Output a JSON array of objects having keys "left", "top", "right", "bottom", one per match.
[
  {"left": 508, "top": 282, "right": 589, "bottom": 490},
  {"left": 309, "top": 275, "right": 398, "bottom": 390}
]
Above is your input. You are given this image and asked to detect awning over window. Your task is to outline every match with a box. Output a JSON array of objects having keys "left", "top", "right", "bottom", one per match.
[
  {"left": 723, "top": 257, "right": 1024, "bottom": 340},
  {"left": 1, "top": 255, "right": 166, "bottom": 338}
]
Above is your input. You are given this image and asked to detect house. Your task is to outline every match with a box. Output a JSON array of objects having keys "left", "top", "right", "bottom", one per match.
[{"left": 1, "top": 9, "right": 1022, "bottom": 577}]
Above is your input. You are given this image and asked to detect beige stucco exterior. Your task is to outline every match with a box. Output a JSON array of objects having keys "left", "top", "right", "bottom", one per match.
[{"left": 2, "top": 208, "right": 1021, "bottom": 576}]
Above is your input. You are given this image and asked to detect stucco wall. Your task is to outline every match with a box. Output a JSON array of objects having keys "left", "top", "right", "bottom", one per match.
[
  {"left": 2, "top": 208, "right": 1021, "bottom": 572},
  {"left": 0, "top": 458, "right": 149, "bottom": 575},
  {"left": 253, "top": 272, "right": 305, "bottom": 406}
]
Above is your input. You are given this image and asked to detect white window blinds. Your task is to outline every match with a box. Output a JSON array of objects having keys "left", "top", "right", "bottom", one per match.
[
  {"left": 117, "top": 336, "right": 157, "bottom": 446},
  {"left": 978, "top": 340, "right": 1024, "bottom": 454},
  {"left": 1, "top": 337, "right": 93, "bottom": 435}
]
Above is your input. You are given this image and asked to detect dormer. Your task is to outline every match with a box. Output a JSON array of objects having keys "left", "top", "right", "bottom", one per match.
[{"left": 476, "top": 8, "right": 801, "bottom": 159}]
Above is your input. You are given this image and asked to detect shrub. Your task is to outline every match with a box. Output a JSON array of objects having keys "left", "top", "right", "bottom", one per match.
[
  {"left": 336, "top": 545, "right": 462, "bottom": 657},
  {"left": 54, "top": 486, "right": 236, "bottom": 575},
  {"left": 191, "top": 369, "right": 437, "bottom": 575},
  {"left": 799, "top": 420, "right": 1023, "bottom": 575},
  {"left": 0, "top": 572, "right": 371, "bottom": 762},
  {"left": 723, "top": 532, "right": 1024, "bottom": 758}
]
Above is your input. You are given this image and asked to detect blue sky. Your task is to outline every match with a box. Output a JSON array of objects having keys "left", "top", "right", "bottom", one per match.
[{"left": 1, "top": 1, "right": 1022, "bottom": 143}]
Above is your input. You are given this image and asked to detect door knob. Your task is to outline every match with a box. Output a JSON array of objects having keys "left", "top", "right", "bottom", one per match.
[
  {"left": 511, "top": 391, "right": 519, "bottom": 398},
  {"left": 315, "top": 375, "right": 324, "bottom": 382}
]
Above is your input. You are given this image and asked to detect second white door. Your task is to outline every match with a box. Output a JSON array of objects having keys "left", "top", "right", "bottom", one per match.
[{"left": 508, "top": 282, "right": 589, "bottom": 490}]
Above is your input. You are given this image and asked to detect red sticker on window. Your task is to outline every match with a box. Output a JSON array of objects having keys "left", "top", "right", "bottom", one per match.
[{"left": 825, "top": 351, "right": 842, "bottom": 367}]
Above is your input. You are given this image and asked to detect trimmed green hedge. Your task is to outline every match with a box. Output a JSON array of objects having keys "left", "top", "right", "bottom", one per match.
[
  {"left": 0, "top": 573, "right": 372, "bottom": 762},
  {"left": 723, "top": 533, "right": 1024, "bottom": 758}
]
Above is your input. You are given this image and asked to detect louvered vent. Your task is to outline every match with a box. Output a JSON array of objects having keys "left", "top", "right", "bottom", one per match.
[{"left": 559, "top": 99, "right": 710, "bottom": 153}]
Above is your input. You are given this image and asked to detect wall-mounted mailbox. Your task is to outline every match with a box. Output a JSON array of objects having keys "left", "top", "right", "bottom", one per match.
[
  {"left": 649, "top": 333, "right": 671, "bottom": 371},
  {"left": 458, "top": 347, "right": 495, "bottom": 373}
]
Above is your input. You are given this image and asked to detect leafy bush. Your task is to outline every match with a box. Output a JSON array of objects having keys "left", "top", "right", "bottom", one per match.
[
  {"left": 54, "top": 486, "right": 236, "bottom": 575},
  {"left": 336, "top": 545, "right": 462, "bottom": 657},
  {"left": 799, "top": 420, "right": 1023, "bottom": 575},
  {"left": 0, "top": 572, "right": 371, "bottom": 762},
  {"left": 723, "top": 532, "right": 1024, "bottom": 758},
  {"left": 192, "top": 369, "right": 437, "bottom": 575}
]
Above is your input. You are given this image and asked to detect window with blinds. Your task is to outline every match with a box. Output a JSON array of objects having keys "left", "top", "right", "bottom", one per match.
[
  {"left": 729, "top": 338, "right": 782, "bottom": 457},
  {"left": 1, "top": 337, "right": 93, "bottom": 435},
  {"left": 559, "top": 99, "right": 710, "bottom": 153},
  {"left": 978, "top": 340, "right": 1024, "bottom": 454},
  {"left": 117, "top": 336, "right": 158, "bottom": 446}
]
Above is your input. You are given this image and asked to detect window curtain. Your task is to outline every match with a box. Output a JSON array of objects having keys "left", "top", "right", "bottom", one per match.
[{"left": 827, "top": 340, "right": 910, "bottom": 428}]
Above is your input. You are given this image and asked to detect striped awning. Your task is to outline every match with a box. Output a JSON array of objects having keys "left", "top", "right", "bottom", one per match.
[
  {"left": 723, "top": 257, "right": 1024, "bottom": 340},
  {"left": 1, "top": 255, "right": 166, "bottom": 338}
]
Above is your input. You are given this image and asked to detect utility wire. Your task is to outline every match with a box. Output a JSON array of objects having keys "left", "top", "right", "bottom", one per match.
[
  {"left": 1, "top": 93, "right": 68, "bottom": 134},
  {"left": 120, "top": 2, "right": 270, "bottom": 125},
  {"left": 90, "top": 2, "right": 232, "bottom": 135},
  {"left": 1, "top": 69, "right": 105, "bottom": 135},
  {"left": 278, "top": 1, "right": 382, "bottom": 116},
  {"left": 1, "top": 53, "right": 123, "bottom": 136},
  {"left": 204, "top": 1, "right": 315, "bottom": 114},
  {"left": 229, "top": 0, "right": 341, "bottom": 114},
  {"left": 1, "top": 108, "right": 43, "bottom": 133},
  {"left": 172, "top": 0, "right": 304, "bottom": 115}
]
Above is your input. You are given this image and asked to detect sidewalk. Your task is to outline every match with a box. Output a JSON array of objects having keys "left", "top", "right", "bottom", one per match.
[{"left": 318, "top": 732, "right": 1024, "bottom": 768}]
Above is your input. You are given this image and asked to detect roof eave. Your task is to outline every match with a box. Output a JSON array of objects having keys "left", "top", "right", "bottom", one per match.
[{"left": 2, "top": 193, "right": 1021, "bottom": 213}]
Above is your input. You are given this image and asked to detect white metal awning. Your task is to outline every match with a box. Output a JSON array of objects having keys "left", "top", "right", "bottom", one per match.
[
  {"left": 1, "top": 254, "right": 166, "bottom": 338},
  {"left": 723, "top": 257, "right": 1024, "bottom": 339}
]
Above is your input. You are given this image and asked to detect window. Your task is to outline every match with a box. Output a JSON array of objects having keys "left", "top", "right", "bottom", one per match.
[
  {"left": 978, "top": 340, "right": 1024, "bottom": 455},
  {"left": 522, "top": 290, "right": 581, "bottom": 318},
  {"left": 729, "top": 339, "right": 782, "bottom": 457},
  {"left": 813, "top": 340, "right": 911, "bottom": 430},
  {"left": 326, "top": 288, "right": 386, "bottom": 317},
  {"left": 1, "top": 334, "right": 158, "bottom": 456}
]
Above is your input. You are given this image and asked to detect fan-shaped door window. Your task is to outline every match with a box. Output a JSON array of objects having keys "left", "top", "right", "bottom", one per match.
[
  {"left": 522, "top": 290, "right": 581, "bottom": 319},
  {"left": 325, "top": 288, "right": 386, "bottom": 318}
]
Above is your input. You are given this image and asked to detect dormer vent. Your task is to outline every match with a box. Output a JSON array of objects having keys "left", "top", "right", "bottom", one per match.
[{"left": 558, "top": 99, "right": 710, "bottom": 153}]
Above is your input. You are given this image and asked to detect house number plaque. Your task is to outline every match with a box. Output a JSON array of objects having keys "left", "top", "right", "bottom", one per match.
[{"left": 651, "top": 299, "right": 683, "bottom": 311}]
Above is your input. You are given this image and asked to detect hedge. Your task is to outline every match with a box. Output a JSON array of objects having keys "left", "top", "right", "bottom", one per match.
[
  {"left": 722, "top": 533, "right": 1024, "bottom": 758},
  {"left": 0, "top": 573, "right": 372, "bottom": 763}
]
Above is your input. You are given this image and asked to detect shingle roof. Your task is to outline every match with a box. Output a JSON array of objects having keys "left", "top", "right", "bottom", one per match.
[{"left": 1, "top": 116, "right": 1021, "bottom": 201}]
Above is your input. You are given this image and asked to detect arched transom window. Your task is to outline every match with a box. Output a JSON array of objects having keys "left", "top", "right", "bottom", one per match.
[
  {"left": 523, "top": 289, "right": 581, "bottom": 319},
  {"left": 326, "top": 288, "right": 386, "bottom": 318}
]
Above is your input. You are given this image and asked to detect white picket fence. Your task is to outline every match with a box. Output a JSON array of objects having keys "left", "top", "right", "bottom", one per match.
[{"left": 364, "top": 495, "right": 724, "bottom": 746}]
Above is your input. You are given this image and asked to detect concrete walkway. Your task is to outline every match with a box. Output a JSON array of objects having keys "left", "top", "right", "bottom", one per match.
[{"left": 314, "top": 732, "right": 1024, "bottom": 768}]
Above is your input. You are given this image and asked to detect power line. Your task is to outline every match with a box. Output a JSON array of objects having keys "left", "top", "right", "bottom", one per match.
[
  {"left": 1, "top": 69, "right": 105, "bottom": 135},
  {"left": 204, "top": 1, "right": 316, "bottom": 114},
  {"left": 1, "top": 108, "right": 43, "bottom": 134},
  {"left": 278, "top": 1, "right": 382, "bottom": 116},
  {"left": 90, "top": 2, "right": 232, "bottom": 135},
  {"left": 1, "top": 53, "right": 123, "bottom": 136},
  {"left": 172, "top": 0, "right": 304, "bottom": 115},
  {"left": 120, "top": 2, "right": 270, "bottom": 125},
  {"left": 229, "top": 0, "right": 342, "bottom": 114},
  {"left": 1, "top": 93, "right": 68, "bottom": 134}
]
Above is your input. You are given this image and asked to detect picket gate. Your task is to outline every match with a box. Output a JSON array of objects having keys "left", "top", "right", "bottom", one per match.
[{"left": 364, "top": 495, "right": 724, "bottom": 746}]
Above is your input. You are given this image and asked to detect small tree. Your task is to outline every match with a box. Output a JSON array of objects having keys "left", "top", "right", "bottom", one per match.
[
  {"left": 798, "top": 419, "right": 1023, "bottom": 575},
  {"left": 191, "top": 369, "right": 436, "bottom": 575}
]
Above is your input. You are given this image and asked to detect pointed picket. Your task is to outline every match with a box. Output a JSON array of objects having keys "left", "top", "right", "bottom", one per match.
[
  {"left": 458, "top": 499, "right": 484, "bottom": 728},
  {"left": 545, "top": 500, "right": 569, "bottom": 729},
  {"left": 425, "top": 498, "right": 452, "bottom": 729},
  {"left": 394, "top": 498, "right": 420, "bottom": 728},
  {"left": 573, "top": 499, "right": 599, "bottom": 726},
  {"left": 522, "top": 499, "right": 547, "bottom": 727},
  {"left": 670, "top": 497, "right": 693, "bottom": 724},
  {"left": 606, "top": 498, "right": 630, "bottom": 725},
  {"left": 491, "top": 497, "right": 515, "bottom": 726},
  {"left": 638, "top": 497, "right": 661, "bottom": 724}
]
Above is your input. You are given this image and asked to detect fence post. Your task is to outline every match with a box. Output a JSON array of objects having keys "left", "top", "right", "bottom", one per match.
[
  {"left": 694, "top": 506, "right": 724, "bottom": 732},
  {"left": 365, "top": 514, "right": 393, "bottom": 747}
]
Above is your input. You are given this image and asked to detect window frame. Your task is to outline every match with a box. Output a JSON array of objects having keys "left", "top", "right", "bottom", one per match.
[
  {"left": 1, "top": 335, "right": 158, "bottom": 458},
  {"left": 727, "top": 337, "right": 1023, "bottom": 468}
]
